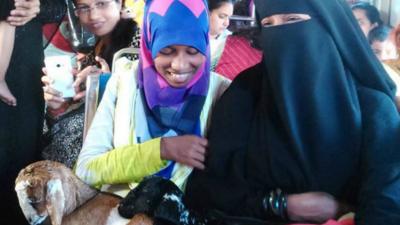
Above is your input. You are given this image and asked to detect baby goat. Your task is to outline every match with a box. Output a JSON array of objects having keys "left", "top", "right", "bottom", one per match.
[{"left": 15, "top": 160, "right": 152, "bottom": 225}]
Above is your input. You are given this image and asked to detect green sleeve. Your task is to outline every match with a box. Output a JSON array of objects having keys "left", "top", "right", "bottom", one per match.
[{"left": 85, "top": 137, "right": 168, "bottom": 186}]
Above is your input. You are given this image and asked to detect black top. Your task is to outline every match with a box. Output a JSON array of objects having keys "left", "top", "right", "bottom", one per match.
[
  {"left": 0, "top": 0, "right": 13, "bottom": 20},
  {"left": 185, "top": 0, "right": 400, "bottom": 224}
]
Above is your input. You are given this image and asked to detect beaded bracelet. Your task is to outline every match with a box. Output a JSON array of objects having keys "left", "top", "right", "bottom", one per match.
[{"left": 262, "top": 189, "right": 288, "bottom": 221}]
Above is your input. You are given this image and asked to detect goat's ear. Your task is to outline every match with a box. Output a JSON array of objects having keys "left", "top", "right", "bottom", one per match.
[{"left": 45, "top": 179, "right": 65, "bottom": 225}]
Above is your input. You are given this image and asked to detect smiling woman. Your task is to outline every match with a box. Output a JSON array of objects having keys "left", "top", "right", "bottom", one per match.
[
  {"left": 154, "top": 45, "right": 206, "bottom": 88},
  {"left": 74, "top": 0, "right": 121, "bottom": 37},
  {"left": 41, "top": 0, "right": 138, "bottom": 170},
  {"left": 75, "top": 0, "right": 230, "bottom": 198}
]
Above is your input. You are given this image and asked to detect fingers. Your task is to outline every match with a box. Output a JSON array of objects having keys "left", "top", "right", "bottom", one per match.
[
  {"left": 197, "top": 136, "right": 208, "bottom": 147},
  {"left": 190, "top": 159, "right": 205, "bottom": 170},
  {"left": 7, "top": 15, "right": 34, "bottom": 26},
  {"left": 182, "top": 136, "right": 208, "bottom": 170},
  {"left": 43, "top": 86, "right": 63, "bottom": 99},
  {"left": 95, "top": 56, "right": 110, "bottom": 73},
  {"left": 73, "top": 66, "right": 100, "bottom": 88},
  {"left": 41, "top": 74, "right": 52, "bottom": 86},
  {"left": 160, "top": 135, "right": 209, "bottom": 169},
  {"left": 7, "top": 0, "right": 40, "bottom": 26},
  {"left": 73, "top": 66, "right": 101, "bottom": 100},
  {"left": 73, "top": 90, "right": 86, "bottom": 101}
]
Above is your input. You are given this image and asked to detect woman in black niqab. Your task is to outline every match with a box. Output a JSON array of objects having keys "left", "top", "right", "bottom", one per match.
[{"left": 185, "top": 0, "right": 400, "bottom": 224}]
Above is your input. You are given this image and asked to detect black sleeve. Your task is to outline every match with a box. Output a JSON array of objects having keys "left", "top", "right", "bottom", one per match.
[
  {"left": 37, "top": 0, "right": 66, "bottom": 24},
  {"left": 185, "top": 64, "right": 269, "bottom": 219},
  {"left": 356, "top": 88, "right": 400, "bottom": 224},
  {"left": 0, "top": 0, "right": 14, "bottom": 20}
]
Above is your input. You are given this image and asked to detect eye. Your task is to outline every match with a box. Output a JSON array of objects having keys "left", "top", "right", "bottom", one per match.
[
  {"left": 218, "top": 14, "right": 227, "bottom": 19},
  {"left": 75, "top": 5, "right": 90, "bottom": 13},
  {"left": 261, "top": 20, "right": 273, "bottom": 27},
  {"left": 186, "top": 48, "right": 199, "bottom": 55},
  {"left": 159, "top": 47, "right": 175, "bottom": 55},
  {"left": 285, "top": 15, "right": 303, "bottom": 23},
  {"left": 260, "top": 17, "right": 274, "bottom": 27},
  {"left": 96, "top": 1, "right": 106, "bottom": 8}
]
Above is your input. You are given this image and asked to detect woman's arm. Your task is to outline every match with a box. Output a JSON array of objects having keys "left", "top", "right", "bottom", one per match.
[
  {"left": 75, "top": 68, "right": 167, "bottom": 187},
  {"left": 356, "top": 88, "right": 400, "bottom": 224},
  {"left": 0, "top": 22, "right": 14, "bottom": 79}
]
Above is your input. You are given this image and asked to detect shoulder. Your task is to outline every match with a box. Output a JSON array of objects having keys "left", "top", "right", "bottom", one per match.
[
  {"left": 357, "top": 87, "right": 397, "bottom": 116},
  {"left": 230, "top": 62, "right": 264, "bottom": 93}
]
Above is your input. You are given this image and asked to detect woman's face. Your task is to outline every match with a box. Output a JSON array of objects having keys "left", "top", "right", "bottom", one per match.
[
  {"left": 209, "top": 2, "right": 234, "bottom": 38},
  {"left": 260, "top": 13, "right": 311, "bottom": 27},
  {"left": 352, "top": 9, "right": 377, "bottom": 37},
  {"left": 154, "top": 45, "right": 205, "bottom": 88},
  {"left": 74, "top": 0, "right": 121, "bottom": 37}
]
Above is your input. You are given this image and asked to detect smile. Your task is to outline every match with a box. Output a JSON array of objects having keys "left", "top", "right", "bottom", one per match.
[{"left": 168, "top": 72, "right": 193, "bottom": 82}]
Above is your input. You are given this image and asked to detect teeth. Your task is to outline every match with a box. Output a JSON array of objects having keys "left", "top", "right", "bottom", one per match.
[{"left": 170, "top": 73, "right": 191, "bottom": 82}]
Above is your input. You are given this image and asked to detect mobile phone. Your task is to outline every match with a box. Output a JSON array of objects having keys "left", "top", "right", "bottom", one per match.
[{"left": 44, "top": 55, "right": 75, "bottom": 98}]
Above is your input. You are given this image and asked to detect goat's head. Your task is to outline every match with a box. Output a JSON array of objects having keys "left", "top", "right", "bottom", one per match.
[{"left": 15, "top": 161, "right": 67, "bottom": 225}]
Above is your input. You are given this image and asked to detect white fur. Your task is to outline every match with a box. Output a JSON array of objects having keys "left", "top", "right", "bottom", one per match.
[
  {"left": 47, "top": 179, "right": 65, "bottom": 214},
  {"left": 104, "top": 207, "right": 130, "bottom": 225}
]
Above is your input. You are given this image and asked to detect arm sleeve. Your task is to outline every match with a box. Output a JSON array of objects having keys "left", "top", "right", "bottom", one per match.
[
  {"left": 0, "top": 0, "right": 13, "bottom": 20},
  {"left": 185, "top": 67, "right": 268, "bottom": 219},
  {"left": 356, "top": 88, "right": 400, "bottom": 224},
  {"left": 37, "top": 0, "right": 66, "bottom": 24},
  {"left": 75, "top": 70, "right": 167, "bottom": 187}
]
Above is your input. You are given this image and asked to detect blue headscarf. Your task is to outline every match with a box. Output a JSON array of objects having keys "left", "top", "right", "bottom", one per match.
[{"left": 137, "top": 0, "right": 210, "bottom": 178}]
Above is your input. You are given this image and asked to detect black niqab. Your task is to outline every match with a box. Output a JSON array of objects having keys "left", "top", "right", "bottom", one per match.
[{"left": 185, "top": 0, "right": 400, "bottom": 224}]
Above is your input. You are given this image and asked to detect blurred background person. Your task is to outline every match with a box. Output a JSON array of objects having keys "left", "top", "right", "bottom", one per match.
[
  {"left": 41, "top": 0, "right": 138, "bottom": 169},
  {"left": 209, "top": 0, "right": 262, "bottom": 80},
  {"left": 351, "top": 1, "right": 383, "bottom": 37},
  {"left": 368, "top": 25, "right": 398, "bottom": 61}
]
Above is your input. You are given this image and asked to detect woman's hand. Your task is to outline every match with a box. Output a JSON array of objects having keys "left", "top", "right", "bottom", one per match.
[
  {"left": 72, "top": 65, "right": 101, "bottom": 101},
  {"left": 7, "top": 0, "right": 40, "bottom": 26},
  {"left": 286, "top": 192, "right": 351, "bottom": 223},
  {"left": 73, "top": 57, "right": 110, "bottom": 101},
  {"left": 160, "top": 135, "right": 208, "bottom": 170},
  {"left": 42, "top": 68, "right": 65, "bottom": 110}
]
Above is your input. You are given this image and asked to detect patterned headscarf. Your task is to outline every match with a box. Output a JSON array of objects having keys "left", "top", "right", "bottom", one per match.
[{"left": 138, "top": 0, "right": 210, "bottom": 138}]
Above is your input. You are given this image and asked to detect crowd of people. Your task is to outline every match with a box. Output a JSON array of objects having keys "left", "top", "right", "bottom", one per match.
[{"left": 1, "top": 0, "right": 400, "bottom": 224}]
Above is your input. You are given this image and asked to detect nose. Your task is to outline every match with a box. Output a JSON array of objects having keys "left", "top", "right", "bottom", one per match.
[
  {"left": 223, "top": 17, "right": 230, "bottom": 28},
  {"left": 171, "top": 53, "right": 189, "bottom": 72},
  {"left": 88, "top": 7, "right": 100, "bottom": 20}
]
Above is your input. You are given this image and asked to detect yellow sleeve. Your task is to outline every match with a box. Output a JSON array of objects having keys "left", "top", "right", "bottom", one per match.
[{"left": 83, "top": 137, "right": 168, "bottom": 186}]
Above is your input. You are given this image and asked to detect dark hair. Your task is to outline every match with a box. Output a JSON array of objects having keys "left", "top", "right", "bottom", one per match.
[
  {"left": 100, "top": 18, "right": 138, "bottom": 67},
  {"left": 207, "top": 0, "right": 235, "bottom": 12},
  {"left": 368, "top": 25, "right": 391, "bottom": 44},
  {"left": 229, "top": 0, "right": 261, "bottom": 49},
  {"left": 351, "top": 2, "right": 383, "bottom": 26},
  {"left": 72, "top": 0, "right": 123, "bottom": 5}
]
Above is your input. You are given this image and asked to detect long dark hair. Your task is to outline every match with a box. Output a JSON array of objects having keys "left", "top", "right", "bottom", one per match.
[
  {"left": 208, "top": 0, "right": 235, "bottom": 11},
  {"left": 99, "top": 18, "right": 138, "bottom": 67}
]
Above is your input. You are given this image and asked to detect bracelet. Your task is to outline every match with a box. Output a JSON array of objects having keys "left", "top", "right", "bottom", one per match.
[{"left": 262, "top": 189, "right": 288, "bottom": 221}]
